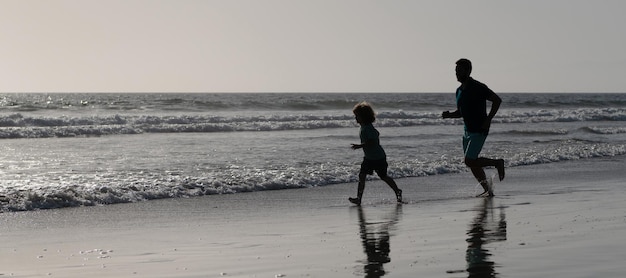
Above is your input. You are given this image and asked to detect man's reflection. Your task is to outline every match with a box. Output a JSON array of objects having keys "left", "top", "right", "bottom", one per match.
[
  {"left": 466, "top": 197, "right": 507, "bottom": 278},
  {"left": 355, "top": 204, "right": 402, "bottom": 277}
]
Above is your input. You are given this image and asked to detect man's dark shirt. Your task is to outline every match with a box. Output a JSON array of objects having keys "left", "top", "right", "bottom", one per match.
[{"left": 456, "top": 77, "right": 494, "bottom": 134}]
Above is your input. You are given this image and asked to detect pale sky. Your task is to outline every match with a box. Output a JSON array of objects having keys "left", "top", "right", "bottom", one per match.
[{"left": 1, "top": 0, "right": 625, "bottom": 93}]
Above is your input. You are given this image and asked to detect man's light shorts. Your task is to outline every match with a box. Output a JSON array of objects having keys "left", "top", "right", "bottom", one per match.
[{"left": 462, "top": 131, "right": 487, "bottom": 160}]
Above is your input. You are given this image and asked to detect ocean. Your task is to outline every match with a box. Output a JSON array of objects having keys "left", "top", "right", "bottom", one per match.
[{"left": 1, "top": 93, "right": 625, "bottom": 212}]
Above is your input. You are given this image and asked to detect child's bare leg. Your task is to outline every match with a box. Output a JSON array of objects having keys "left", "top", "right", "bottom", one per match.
[
  {"left": 380, "top": 175, "right": 399, "bottom": 192},
  {"left": 380, "top": 175, "right": 402, "bottom": 202},
  {"left": 349, "top": 172, "right": 367, "bottom": 205}
]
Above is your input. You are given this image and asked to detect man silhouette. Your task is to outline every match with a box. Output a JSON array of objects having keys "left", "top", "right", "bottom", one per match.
[{"left": 443, "top": 58, "right": 505, "bottom": 196}]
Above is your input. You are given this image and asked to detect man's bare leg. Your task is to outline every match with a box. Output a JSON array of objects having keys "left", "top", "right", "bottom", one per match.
[
  {"left": 470, "top": 166, "right": 491, "bottom": 196},
  {"left": 496, "top": 159, "right": 505, "bottom": 181},
  {"left": 466, "top": 157, "right": 506, "bottom": 181},
  {"left": 466, "top": 157, "right": 505, "bottom": 196}
]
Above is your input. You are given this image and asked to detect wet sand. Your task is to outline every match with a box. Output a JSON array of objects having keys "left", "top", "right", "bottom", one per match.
[{"left": 1, "top": 156, "right": 625, "bottom": 277}]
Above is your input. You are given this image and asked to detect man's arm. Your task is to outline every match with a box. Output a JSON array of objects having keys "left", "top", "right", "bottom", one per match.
[
  {"left": 486, "top": 92, "right": 502, "bottom": 121},
  {"left": 481, "top": 92, "right": 502, "bottom": 130},
  {"left": 442, "top": 110, "right": 462, "bottom": 119}
]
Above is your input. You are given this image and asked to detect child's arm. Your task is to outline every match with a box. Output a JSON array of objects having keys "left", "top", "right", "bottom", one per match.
[{"left": 351, "top": 139, "right": 376, "bottom": 150}]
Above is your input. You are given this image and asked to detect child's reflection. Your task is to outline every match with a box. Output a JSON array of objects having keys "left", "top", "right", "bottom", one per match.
[
  {"left": 466, "top": 198, "right": 507, "bottom": 278},
  {"left": 355, "top": 204, "right": 402, "bottom": 277}
]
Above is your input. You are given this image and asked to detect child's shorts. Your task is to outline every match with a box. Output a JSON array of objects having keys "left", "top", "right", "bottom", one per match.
[{"left": 360, "top": 158, "right": 389, "bottom": 177}]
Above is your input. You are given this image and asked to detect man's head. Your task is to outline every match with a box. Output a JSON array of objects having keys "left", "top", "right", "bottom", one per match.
[{"left": 455, "top": 58, "right": 472, "bottom": 83}]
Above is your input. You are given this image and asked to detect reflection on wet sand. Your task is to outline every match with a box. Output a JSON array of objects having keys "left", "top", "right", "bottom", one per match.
[
  {"left": 466, "top": 197, "right": 507, "bottom": 278},
  {"left": 355, "top": 204, "right": 402, "bottom": 277}
]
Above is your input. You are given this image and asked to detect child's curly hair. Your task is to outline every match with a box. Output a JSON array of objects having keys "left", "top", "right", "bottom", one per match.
[{"left": 352, "top": 101, "right": 376, "bottom": 124}]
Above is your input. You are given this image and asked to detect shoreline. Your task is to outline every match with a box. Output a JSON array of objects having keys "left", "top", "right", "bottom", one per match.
[{"left": 2, "top": 156, "right": 626, "bottom": 277}]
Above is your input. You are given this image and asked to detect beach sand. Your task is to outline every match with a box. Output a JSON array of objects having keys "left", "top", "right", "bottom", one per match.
[{"left": 2, "top": 157, "right": 625, "bottom": 278}]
